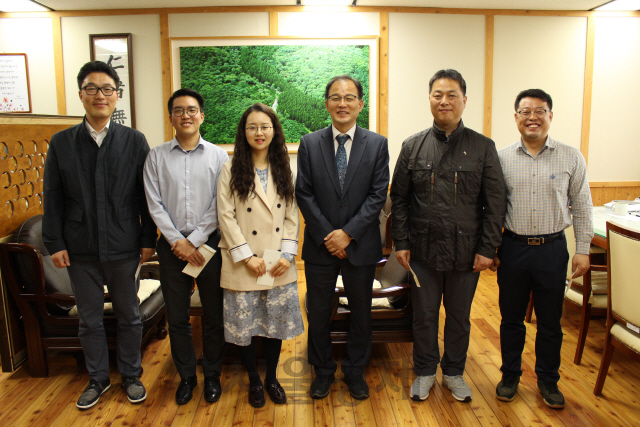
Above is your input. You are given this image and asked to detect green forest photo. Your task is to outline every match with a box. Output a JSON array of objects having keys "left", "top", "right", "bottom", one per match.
[{"left": 179, "top": 44, "right": 370, "bottom": 144}]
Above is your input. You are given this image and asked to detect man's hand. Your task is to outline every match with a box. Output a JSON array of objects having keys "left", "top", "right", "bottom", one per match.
[
  {"left": 171, "top": 239, "right": 197, "bottom": 262},
  {"left": 334, "top": 249, "right": 348, "bottom": 259},
  {"left": 488, "top": 255, "right": 501, "bottom": 272},
  {"left": 270, "top": 258, "right": 290, "bottom": 277},
  {"left": 473, "top": 254, "right": 493, "bottom": 273},
  {"left": 186, "top": 249, "right": 205, "bottom": 267},
  {"left": 324, "top": 229, "right": 352, "bottom": 254},
  {"left": 245, "top": 256, "right": 266, "bottom": 276},
  {"left": 140, "top": 248, "right": 156, "bottom": 264},
  {"left": 396, "top": 250, "right": 411, "bottom": 271},
  {"left": 571, "top": 254, "right": 590, "bottom": 279},
  {"left": 51, "top": 250, "right": 70, "bottom": 268}
]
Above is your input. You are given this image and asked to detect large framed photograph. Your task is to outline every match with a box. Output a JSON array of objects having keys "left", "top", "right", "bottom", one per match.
[
  {"left": 90, "top": 33, "right": 136, "bottom": 128},
  {"left": 171, "top": 38, "right": 377, "bottom": 144},
  {"left": 0, "top": 54, "right": 31, "bottom": 113}
]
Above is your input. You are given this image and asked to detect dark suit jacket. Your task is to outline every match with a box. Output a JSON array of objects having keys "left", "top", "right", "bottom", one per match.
[{"left": 296, "top": 125, "right": 390, "bottom": 266}]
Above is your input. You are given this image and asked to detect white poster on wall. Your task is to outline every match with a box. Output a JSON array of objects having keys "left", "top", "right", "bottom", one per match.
[{"left": 0, "top": 54, "right": 31, "bottom": 113}]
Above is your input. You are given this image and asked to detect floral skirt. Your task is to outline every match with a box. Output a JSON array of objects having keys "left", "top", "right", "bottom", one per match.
[{"left": 223, "top": 281, "right": 305, "bottom": 346}]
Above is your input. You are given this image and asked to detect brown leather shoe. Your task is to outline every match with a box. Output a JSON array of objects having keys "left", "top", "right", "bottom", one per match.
[
  {"left": 266, "top": 381, "right": 287, "bottom": 404},
  {"left": 248, "top": 385, "right": 266, "bottom": 408}
]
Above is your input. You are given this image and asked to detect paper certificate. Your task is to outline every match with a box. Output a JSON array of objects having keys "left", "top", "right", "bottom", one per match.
[
  {"left": 182, "top": 244, "right": 217, "bottom": 278},
  {"left": 256, "top": 249, "right": 283, "bottom": 288}
]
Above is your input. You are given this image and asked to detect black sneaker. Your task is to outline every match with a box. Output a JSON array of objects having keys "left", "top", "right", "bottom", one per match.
[
  {"left": 310, "top": 374, "right": 335, "bottom": 399},
  {"left": 537, "top": 380, "right": 565, "bottom": 409},
  {"left": 496, "top": 374, "right": 520, "bottom": 402},
  {"left": 344, "top": 375, "right": 369, "bottom": 400},
  {"left": 77, "top": 378, "right": 111, "bottom": 410},
  {"left": 122, "top": 375, "right": 147, "bottom": 404}
]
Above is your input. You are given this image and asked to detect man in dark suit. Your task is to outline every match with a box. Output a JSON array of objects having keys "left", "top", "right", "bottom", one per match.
[{"left": 296, "top": 75, "right": 390, "bottom": 400}]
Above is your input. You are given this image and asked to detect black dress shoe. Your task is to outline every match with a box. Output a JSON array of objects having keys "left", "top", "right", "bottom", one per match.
[
  {"left": 310, "top": 374, "right": 335, "bottom": 399},
  {"left": 266, "top": 380, "right": 287, "bottom": 404},
  {"left": 175, "top": 376, "right": 197, "bottom": 405},
  {"left": 345, "top": 375, "right": 369, "bottom": 400},
  {"left": 204, "top": 376, "right": 222, "bottom": 403},
  {"left": 248, "top": 385, "right": 266, "bottom": 408}
]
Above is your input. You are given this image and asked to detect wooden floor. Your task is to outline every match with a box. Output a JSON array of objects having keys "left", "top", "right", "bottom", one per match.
[{"left": 1, "top": 269, "right": 639, "bottom": 427}]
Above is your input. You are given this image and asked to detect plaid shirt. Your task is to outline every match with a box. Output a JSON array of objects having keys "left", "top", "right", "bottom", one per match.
[{"left": 498, "top": 137, "right": 593, "bottom": 254}]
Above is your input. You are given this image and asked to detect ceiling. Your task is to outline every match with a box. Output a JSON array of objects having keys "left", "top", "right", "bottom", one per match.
[{"left": 29, "top": 1, "right": 615, "bottom": 12}]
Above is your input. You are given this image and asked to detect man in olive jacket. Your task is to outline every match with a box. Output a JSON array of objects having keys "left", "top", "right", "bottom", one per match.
[
  {"left": 43, "top": 61, "right": 156, "bottom": 410},
  {"left": 390, "top": 69, "right": 506, "bottom": 403}
]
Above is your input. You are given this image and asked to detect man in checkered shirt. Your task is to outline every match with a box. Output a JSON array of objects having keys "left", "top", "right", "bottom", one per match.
[{"left": 492, "top": 89, "right": 593, "bottom": 409}]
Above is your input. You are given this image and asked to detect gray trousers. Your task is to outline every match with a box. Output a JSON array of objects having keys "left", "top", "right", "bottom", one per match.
[
  {"left": 67, "top": 256, "right": 142, "bottom": 381},
  {"left": 410, "top": 261, "right": 479, "bottom": 376}
]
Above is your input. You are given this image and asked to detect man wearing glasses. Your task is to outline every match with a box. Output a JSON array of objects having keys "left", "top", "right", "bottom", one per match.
[
  {"left": 391, "top": 69, "right": 506, "bottom": 403},
  {"left": 492, "top": 89, "right": 593, "bottom": 409},
  {"left": 296, "top": 75, "right": 390, "bottom": 400},
  {"left": 43, "top": 61, "right": 156, "bottom": 409},
  {"left": 144, "top": 88, "right": 228, "bottom": 405}
]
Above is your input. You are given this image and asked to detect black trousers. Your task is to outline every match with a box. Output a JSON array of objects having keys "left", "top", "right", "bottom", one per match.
[
  {"left": 156, "top": 231, "right": 226, "bottom": 379},
  {"left": 305, "top": 259, "right": 376, "bottom": 377},
  {"left": 497, "top": 231, "right": 569, "bottom": 383}
]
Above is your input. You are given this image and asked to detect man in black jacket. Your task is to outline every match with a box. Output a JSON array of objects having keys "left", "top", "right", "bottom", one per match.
[
  {"left": 390, "top": 69, "right": 506, "bottom": 403},
  {"left": 43, "top": 61, "right": 156, "bottom": 410}
]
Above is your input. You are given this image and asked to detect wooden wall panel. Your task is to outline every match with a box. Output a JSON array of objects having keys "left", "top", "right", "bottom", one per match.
[
  {"left": 0, "top": 117, "right": 82, "bottom": 238},
  {"left": 589, "top": 182, "right": 640, "bottom": 206}
]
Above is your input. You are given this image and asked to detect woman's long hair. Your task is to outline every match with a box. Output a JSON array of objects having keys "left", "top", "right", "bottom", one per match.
[{"left": 229, "top": 103, "right": 295, "bottom": 204}]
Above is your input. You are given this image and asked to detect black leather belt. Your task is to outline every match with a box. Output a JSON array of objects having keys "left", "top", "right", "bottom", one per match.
[{"left": 504, "top": 229, "right": 563, "bottom": 245}]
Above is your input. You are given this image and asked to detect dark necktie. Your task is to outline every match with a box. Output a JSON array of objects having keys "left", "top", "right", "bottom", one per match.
[{"left": 336, "top": 134, "right": 349, "bottom": 191}]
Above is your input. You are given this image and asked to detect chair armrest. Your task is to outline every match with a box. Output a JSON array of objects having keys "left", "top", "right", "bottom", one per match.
[
  {"left": 334, "top": 282, "right": 411, "bottom": 298},
  {"left": 372, "top": 283, "right": 411, "bottom": 298}
]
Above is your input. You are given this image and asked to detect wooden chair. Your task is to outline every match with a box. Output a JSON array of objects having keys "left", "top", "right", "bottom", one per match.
[
  {"left": 0, "top": 215, "right": 167, "bottom": 377},
  {"left": 562, "top": 224, "right": 608, "bottom": 364},
  {"left": 593, "top": 222, "right": 640, "bottom": 395}
]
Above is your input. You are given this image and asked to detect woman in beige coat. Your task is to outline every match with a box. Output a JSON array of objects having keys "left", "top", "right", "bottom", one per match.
[{"left": 217, "top": 103, "right": 304, "bottom": 408}]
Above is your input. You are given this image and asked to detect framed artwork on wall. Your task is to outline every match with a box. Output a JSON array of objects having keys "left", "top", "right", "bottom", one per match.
[
  {"left": 90, "top": 33, "right": 136, "bottom": 128},
  {"left": 0, "top": 54, "right": 32, "bottom": 113},
  {"left": 171, "top": 38, "right": 378, "bottom": 145}
]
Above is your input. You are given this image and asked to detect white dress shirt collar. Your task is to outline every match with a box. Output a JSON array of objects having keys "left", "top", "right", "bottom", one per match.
[{"left": 85, "top": 119, "right": 110, "bottom": 147}]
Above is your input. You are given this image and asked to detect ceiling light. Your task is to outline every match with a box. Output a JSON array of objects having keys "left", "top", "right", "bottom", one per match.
[
  {"left": 0, "top": 0, "right": 50, "bottom": 12},
  {"left": 595, "top": 0, "right": 640, "bottom": 11},
  {"left": 302, "top": 1, "right": 354, "bottom": 5}
]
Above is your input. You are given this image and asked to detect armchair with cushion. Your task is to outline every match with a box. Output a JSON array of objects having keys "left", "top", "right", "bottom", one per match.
[
  {"left": 0, "top": 215, "right": 167, "bottom": 377},
  {"left": 306, "top": 248, "right": 413, "bottom": 344}
]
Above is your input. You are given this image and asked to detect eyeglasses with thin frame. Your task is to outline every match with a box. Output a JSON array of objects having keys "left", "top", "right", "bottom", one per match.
[
  {"left": 246, "top": 126, "right": 273, "bottom": 134},
  {"left": 172, "top": 107, "right": 200, "bottom": 117},
  {"left": 327, "top": 95, "right": 359, "bottom": 104},
  {"left": 82, "top": 85, "right": 117, "bottom": 96},
  {"left": 517, "top": 109, "right": 549, "bottom": 118}
]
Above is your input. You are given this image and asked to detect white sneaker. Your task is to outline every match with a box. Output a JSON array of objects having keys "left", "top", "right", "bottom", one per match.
[
  {"left": 411, "top": 375, "right": 436, "bottom": 401},
  {"left": 443, "top": 375, "right": 472, "bottom": 402}
]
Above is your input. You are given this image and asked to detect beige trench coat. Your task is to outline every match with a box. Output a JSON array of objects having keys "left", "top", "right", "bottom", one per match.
[{"left": 217, "top": 161, "right": 299, "bottom": 291}]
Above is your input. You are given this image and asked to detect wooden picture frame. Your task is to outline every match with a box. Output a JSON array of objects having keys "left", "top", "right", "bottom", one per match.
[
  {"left": 90, "top": 33, "right": 136, "bottom": 128},
  {"left": 0, "top": 54, "right": 32, "bottom": 113}
]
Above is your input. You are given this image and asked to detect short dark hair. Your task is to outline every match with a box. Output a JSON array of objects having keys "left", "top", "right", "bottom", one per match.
[
  {"left": 428, "top": 69, "right": 467, "bottom": 96},
  {"left": 514, "top": 89, "right": 553, "bottom": 112},
  {"left": 167, "top": 88, "right": 205, "bottom": 114},
  {"left": 76, "top": 61, "right": 120, "bottom": 90},
  {"left": 324, "top": 75, "right": 364, "bottom": 99}
]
